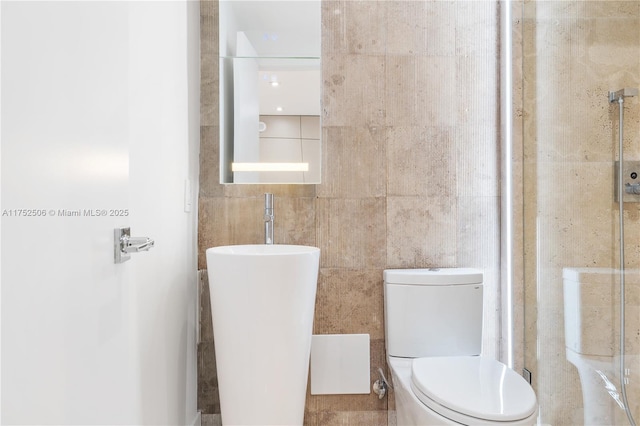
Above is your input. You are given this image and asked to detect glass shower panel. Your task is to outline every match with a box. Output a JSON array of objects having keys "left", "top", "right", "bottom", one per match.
[{"left": 522, "top": 1, "right": 640, "bottom": 425}]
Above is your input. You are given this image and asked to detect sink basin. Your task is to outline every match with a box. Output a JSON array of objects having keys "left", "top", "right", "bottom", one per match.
[
  {"left": 205, "top": 244, "right": 320, "bottom": 425},
  {"left": 208, "top": 243, "right": 319, "bottom": 256}
]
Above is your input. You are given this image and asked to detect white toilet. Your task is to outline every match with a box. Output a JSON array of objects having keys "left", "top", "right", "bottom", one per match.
[{"left": 384, "top": 268, "right": 538, "bottom": 425}]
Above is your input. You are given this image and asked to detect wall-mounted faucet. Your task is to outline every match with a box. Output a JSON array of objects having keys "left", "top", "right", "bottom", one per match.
[{"left": 264, "top": 193, "right": 274, "bottom": 245}]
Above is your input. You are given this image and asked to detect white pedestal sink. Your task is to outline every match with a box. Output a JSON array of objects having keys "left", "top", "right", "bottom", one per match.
[{"left": 206, "top": 244, "right": 320, "bottom": 425}]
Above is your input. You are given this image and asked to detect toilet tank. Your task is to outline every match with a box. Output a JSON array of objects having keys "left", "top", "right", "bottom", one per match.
[{"left": 384, "top": 268, "right": 483, "bottom": 358}]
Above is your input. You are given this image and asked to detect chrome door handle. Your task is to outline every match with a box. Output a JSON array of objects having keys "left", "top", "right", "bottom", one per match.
[
  {"left": 115, "top": 227, "right": 155, "bottom": 263},
  {"left": 122, "top": 236, "right": 154, "bottom": 253}
]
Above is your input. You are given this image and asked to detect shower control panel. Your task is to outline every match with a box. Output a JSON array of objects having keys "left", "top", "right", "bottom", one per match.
[{"left": 615, "top": 161, "right": 640, "bottom": 203}]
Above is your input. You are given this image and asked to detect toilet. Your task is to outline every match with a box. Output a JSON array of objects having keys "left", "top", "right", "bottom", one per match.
[{"left": 384, "top": 268, "right": 538, "bottom": 425}]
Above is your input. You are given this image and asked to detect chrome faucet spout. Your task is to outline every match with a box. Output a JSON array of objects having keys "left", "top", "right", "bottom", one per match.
[{"left": 264, "top": 193, "right": 274, "bottom": 244}]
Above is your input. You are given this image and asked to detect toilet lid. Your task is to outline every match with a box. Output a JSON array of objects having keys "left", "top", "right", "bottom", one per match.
[{"left": 411, "top": 356, "right": 537, "bottom": 422}]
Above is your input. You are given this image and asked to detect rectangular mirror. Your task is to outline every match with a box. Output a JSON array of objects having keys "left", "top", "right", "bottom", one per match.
[{"left": 219, "top": 0, "right": 321, "bottom": 184}]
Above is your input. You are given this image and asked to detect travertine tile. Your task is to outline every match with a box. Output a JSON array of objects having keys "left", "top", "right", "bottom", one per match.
[
  {"left": 455, "top": 1, "right": 498, "bottom": 58},
  {"left": 313, "top": 269, "right": 384, "bottom": 339},
  {"left": 456, "top": 196, "right": 500, "bottom": 268},
  {"left": 318, "top": 126, "right": 387, "bottom": 199},
  {"left": 386, "top": 196, "right": 457, "bottom": 268},
  {"left": 591, "top": 17, "right": 640, "bottom": 68},
  {"left": 512, "top": 158, "right": 526, "bottom": 373},
  {"left": 456, "top": 195, "right": 501, "bottom": 357},
  {"left": 198, "top": 341, "right": 220, "bottom": 415},
  {"left": 200, "top": 10, "right": 218, "bottom": 127},
  {"left": 199, "top": 194, "right": 316, "bottom": 260},
  {"left": 512, "top": 4, "right": 525, "bottom": 249},
  {"left": 315, "top": 410, "right": 388, "bottom": 426},
  {"left": 535, "top": 162, "right": 616, "bottom": 269},
  {"left": 581, "top": 1, "right": 640, "bottom": 19},
  {"left": 322, "top": 0, "right": 387, "bottom": 55},
  {"left": 198, "top": 270, "right": 220, "bottom": 415},
  {"left": 386, "top": 1, "right": 455, "bottom": 57},
  {"left": 223, "top": 184, "right": 316, "bottom": 199},
  {"left": 199, "top": 271, "right": 214, "bottom": 343},
  {"left": 345, "top": 0, "right": 387, "bottom": 55},
  {"left": 199, "top": 126, "right": 223, "bottom": 198},
  {"left": 388, "top": 410, "right": 396, "bottom": 426},
  {"left": 200, "top": 0, "right": 216, "bottom": 18},
  {"left": 201, "top": 414, "right": 221, "bottom": 426},
  {"left": 385, "top": 56, "right": 456, "bottom": 127},
  {"left": 323, "top": 54, "right": 387, "bottom": 128},
  {"left": 316, "top": 198, "right": 386, "bottom": 269},
  {"left": 198, "top": 196, "right": 264, "bottom": 268},
  {"left": 387, "top": 126, "right": 455, "bottom": 197},
  {"left": 456, "top": 56, "right": 498, "bottom": 127},
  {"left": 274, "top": 196, "right": 317, "bottom": 246},
  {"left": 455, "top": 126, "right": 498, "bottom": 197}
]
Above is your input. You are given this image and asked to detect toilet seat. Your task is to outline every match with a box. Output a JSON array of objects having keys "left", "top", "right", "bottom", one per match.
[{"left": 410, "top": 356, "right": 537, "bottom": 424}]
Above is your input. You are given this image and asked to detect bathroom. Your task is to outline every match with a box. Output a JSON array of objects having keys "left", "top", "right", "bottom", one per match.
[{"left": 1, "top": 0, "right": 639, "bottom": 425}]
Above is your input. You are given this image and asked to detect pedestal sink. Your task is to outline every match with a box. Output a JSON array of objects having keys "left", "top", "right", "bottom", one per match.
[{"left": 205, "top": 244, "right": 320, "bottom": 425}]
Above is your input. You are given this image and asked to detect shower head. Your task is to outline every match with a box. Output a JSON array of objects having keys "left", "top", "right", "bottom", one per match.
[{"left": 609, "top": 88, "right": 639, "bottom": 103}]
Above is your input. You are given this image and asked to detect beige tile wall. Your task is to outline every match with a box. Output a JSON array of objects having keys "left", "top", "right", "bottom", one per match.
[
  {"left": 199, "top": 0, "right": 501, "bottom": 423},
  {"left": 511, "top": 0, "right": 526, "bottom": 377},
  {"left": 522, "top": 1, "right": 640, "bottom": 424}
]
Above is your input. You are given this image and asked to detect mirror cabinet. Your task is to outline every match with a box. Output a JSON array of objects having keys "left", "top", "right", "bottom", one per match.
[{"left": 219, "top": 0, "right": 321, "bottom": 184}]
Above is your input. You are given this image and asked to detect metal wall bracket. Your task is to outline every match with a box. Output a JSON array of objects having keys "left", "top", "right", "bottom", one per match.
[
  {"left": 372, "top": 367, "right": 392, "bottom": 399},
  {"left": 615, "top": 161, "right": 640, "bottom": 203},
  {"left": 115, "top": 227, "right": 132, "bottom": 264},
  {"left": 523, "top": 367, "right": 532, "bottom": 385}
]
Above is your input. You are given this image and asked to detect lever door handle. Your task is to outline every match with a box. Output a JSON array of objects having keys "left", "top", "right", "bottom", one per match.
[
  {"left": 122, "top": 236, "right": 155, "bottom": 253},
  {"left": 115, "top": 227, "right": 155, "bottom": 263}
]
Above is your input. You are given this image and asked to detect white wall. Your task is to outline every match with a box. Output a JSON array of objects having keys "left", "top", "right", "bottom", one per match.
[{"left": 0, "top": 2, "right": 199, "bottom": 424}]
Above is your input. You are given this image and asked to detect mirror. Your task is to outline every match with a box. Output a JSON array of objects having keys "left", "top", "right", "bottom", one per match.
[{"left": 219, "top": 0, "right": 321, "bottom": 184}]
